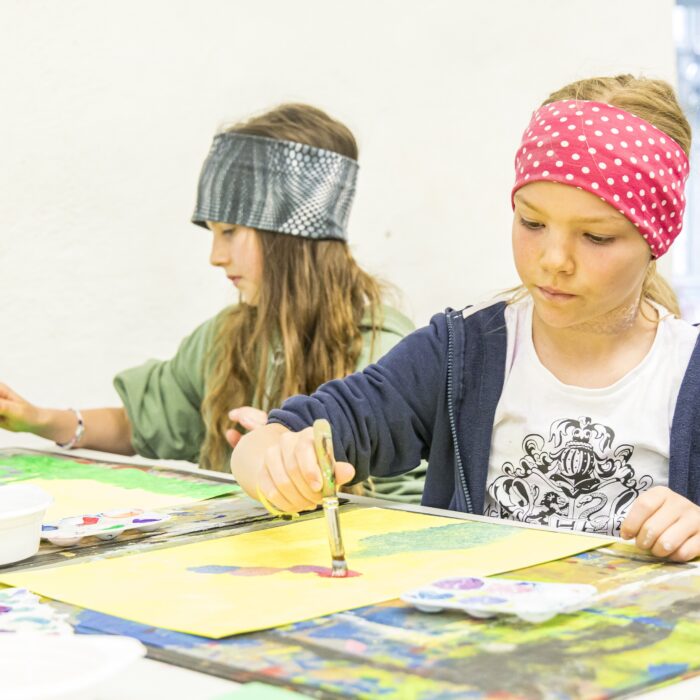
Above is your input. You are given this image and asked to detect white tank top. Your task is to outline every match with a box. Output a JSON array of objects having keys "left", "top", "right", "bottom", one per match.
[{"left": 483, "top": 297, "right": 699, "bottom": 535}]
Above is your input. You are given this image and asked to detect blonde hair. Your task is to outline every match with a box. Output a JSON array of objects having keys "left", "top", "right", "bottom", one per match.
[
  {"left": 512, "top": 75, "right": 691, "bottom": 317},
  {"left": 199, "top": 104, "right": 384, "bottom": 471}
]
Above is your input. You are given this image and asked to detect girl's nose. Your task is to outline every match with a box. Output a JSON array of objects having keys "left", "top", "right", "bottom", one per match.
[
  {"left": 539, "top": 229, "right": 575, "bottom": 275},
  {"left": 209, "top": 235, "right": 230, "bottom": 267}
]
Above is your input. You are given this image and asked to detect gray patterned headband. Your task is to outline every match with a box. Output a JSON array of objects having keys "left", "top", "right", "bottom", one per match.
[{"left": 192, "top": 132, "right": 359, "bottom": 240}]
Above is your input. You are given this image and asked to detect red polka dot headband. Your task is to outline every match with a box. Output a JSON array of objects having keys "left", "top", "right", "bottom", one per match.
[{"left": 512, "top": 100, "right": 690, "bottom": 258}]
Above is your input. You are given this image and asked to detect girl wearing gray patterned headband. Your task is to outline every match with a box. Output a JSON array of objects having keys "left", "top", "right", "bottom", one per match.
[{"left": 0, "top": 103, "right": 426, "bottom": 503}]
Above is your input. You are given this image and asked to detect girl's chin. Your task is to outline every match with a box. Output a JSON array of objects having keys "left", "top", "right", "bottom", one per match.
[
  {"left": 532, "top": 303, "right": 584, "bottom": 329},
  {"left": 239, "top": 293, "right": 259, "bottom": 307}
]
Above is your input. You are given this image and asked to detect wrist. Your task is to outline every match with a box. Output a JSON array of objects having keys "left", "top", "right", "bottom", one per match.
[
  {"left": 31, "top": 407, "right": 62, "bottom": 441},
  {"left": 55, "top": 408, "right": 85, "bottom": 450},
  {"left": 39, "top": 408, "right": 81, "bottom": 446}
]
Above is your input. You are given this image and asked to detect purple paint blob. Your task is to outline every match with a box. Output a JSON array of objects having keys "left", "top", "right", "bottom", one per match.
[
  {"left": 435, "top": 577, "right": 485, "bottom": 591},
  {"left": 0, "top": 605, "right": 11, "bottom": 614}
]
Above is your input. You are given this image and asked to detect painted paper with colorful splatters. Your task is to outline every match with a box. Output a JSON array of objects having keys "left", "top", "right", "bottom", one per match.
[
  {"left": 0, "top": 507, "right": 609, "bottom": 637},
  {"left": 69, "top": 546, "right": 700, "bottom": 700},
  {"left": 0, "top": 452, "right": 238, "bottom": 520}
]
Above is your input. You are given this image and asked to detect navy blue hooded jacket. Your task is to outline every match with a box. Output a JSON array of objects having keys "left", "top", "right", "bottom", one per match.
[{"left": 269, "top": 302, "right": 700, "bottom": 514}]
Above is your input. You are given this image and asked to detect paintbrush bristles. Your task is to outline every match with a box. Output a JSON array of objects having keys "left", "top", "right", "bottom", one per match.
[{"left": 331, "top": 558, "right": 348, "bottom": 578}]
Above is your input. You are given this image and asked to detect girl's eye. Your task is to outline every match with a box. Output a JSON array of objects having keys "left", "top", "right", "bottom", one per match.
[
  {"left": 520, "top": 217, "right": 543, "bottom": 230},
  {"left": 584, "top": 233, "right": 615, "bottom": 245}
]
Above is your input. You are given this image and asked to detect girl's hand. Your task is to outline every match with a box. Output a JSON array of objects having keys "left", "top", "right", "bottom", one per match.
[
  {"left": 226, "top": 406, "right": 269, "bottom": 449},
  {"left": 0, "top": 383, "right": 44, "bottom": 434},
  {"left": 620, "top": 486, "right": 700, "bottom": 562},
  {"left": 232, "top": 424, "right": 355, "bottom": 514},
  {"left": 259, "top": 426, "right": 355, "bottom": 513}
]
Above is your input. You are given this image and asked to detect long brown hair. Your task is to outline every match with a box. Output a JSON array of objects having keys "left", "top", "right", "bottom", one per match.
[
  {"left": 531, "top": 75, "right": 691, "bottom": 316},
  {"left": 200, "top": 104, "right": 384, "bottom": 470}
]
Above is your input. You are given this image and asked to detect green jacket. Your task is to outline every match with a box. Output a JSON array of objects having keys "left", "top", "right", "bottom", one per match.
[{"left": 114, "top": 305, "right": 426, "bottom": 503}]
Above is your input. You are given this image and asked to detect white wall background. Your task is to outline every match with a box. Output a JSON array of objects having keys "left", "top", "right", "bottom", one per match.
[{"left": 0, "top": 0, "right": 677, "bottom": 452}]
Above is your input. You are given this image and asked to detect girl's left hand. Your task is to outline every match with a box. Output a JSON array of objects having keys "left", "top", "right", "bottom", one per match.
[
  {"left": 620, "top": 486, "right": 700, "bottom": 562},
  {"left": 226, "top": 406, "right": 268, "bottom": 449}
]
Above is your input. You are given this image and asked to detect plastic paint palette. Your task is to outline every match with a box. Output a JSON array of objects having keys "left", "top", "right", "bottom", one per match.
[
  {"left": 402, "top": 576, "right": 598, "bottom": 623},
  {"left": 41, "top": 509, "right": 170, "bottom": 546}
]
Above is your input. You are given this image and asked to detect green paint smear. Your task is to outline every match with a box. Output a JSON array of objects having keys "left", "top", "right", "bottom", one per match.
[
  {"left": 0, "top": 454, "right": 239, "bottom": 500},
  {"left": 356, "top": 520, "right": 515, "bottom": 558}
]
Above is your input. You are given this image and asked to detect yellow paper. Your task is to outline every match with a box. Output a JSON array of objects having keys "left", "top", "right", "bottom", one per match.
[
  {"left": 27, "top": 479, "right": 202, "bottom": 521},
  {"left": 0, "top": 508, "right": 611, "bottom": 638},
  {"left": 0, "top": 453, "right": 236, "bottom": 522}
]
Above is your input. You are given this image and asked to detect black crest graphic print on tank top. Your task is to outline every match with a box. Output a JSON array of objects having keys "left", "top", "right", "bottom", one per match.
[{"left": 484, "top": 416, "right": 654, "bottom": 534}]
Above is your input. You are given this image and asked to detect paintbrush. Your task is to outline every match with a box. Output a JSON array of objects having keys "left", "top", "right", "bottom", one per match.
[{"left": 312, "top": 419, "right": 348, "bottom": 578}]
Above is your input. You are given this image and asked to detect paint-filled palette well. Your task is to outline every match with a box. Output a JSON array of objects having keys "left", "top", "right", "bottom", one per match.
[
  {"left": 402, "top": 575, "right": 598, "bottom": 622},
  {"left": 42, "top": 509, "right": 170, "bottom": 546}
]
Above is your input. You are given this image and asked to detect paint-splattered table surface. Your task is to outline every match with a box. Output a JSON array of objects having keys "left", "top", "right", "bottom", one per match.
[
  {"left": 58, "top": 544, "right": 700, "bottom": 700},
  {"left": 2, "top": 448, "right": 700, "bottom": 700}
]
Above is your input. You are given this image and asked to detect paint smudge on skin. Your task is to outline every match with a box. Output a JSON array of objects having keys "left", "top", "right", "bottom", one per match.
[
  {"left": 356, "top": 521, "right": 514, "bottom": 558},
  {"left": 188, "top": 564, "right": 361, "bottom": 578}
]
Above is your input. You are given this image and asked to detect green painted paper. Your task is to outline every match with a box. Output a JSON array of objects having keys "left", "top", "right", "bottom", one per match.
[{"left": 0, "top": 454, "right": 238, "bottom": 500}]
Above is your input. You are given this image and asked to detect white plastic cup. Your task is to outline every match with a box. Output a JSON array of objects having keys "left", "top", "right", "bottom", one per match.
[{"left": 0, "top": 484, "right": 53, "bottom": 566}]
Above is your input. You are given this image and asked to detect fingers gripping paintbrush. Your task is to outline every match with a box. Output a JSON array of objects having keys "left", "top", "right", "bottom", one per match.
[{"left": 313, "top": 419, "right": 348, "bottom": 578}]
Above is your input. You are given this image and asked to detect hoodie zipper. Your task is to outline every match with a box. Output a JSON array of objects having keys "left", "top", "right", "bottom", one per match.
[{"left": 446, "top": 311, "right": 474, "bottom": 513}]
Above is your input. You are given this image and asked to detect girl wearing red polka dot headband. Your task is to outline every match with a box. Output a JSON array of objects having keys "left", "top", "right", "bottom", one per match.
[{"left": 232, "top": 75, "right": 700, "bottom": 563}]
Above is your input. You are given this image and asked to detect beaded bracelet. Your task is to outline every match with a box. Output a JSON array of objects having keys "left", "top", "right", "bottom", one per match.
[{"left": 55, "top": 408, "right": 85, "bottom": 450}]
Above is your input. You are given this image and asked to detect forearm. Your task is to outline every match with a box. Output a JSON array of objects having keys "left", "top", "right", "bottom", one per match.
[
  {"left": 38, "top": 407, "right": 136, "bottom": 456},
  {"left": 230, "top": 422, "right": 289, "bottom": 497}
]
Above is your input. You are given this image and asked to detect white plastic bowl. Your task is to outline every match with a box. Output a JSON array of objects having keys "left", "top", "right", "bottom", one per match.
[
  {"left": 0, "top": 634, "right": 146, "bottom": 700},
  {"left": 0, "top": 484, "right": 53, "bottom": 566}
]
